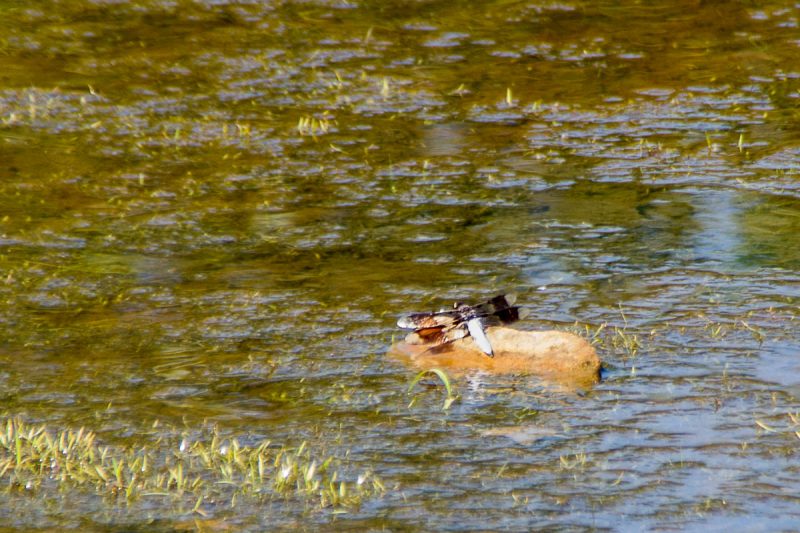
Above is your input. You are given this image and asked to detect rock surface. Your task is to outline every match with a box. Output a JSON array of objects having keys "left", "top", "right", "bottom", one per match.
[{"left": 390, "top": 326, "right": 601, "bottom": 386}]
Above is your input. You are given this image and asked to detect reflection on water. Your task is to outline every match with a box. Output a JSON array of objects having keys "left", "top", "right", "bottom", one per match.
[
  {"left": 691, "top": 189, "right": 746, "bottom": 268},
  {"left": 1, "top": 0, "right": 800, "bottom": 529}
]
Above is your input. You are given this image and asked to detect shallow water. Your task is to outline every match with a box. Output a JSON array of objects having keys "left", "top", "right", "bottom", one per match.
[{"left": 1, "top": 0, "right": 800, "bottom": 530}]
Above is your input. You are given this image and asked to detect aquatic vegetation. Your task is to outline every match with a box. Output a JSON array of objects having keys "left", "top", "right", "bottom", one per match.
[
  {"left": 574, "top": 321, "right": 643, "bottom": 360},
  {"left": 558, "top": 451, "right": 588, "bottom": 471},
  {"left": 297, "top": 114, "right": 333, "bottom": 137},
  {"left": 407, "top": 368, "right": 458, "bottom": 410},
  {"left": 0, "top": 417, "right": 384, "bottom": 511},
  {"left": 754, "top": 411, "right": 800, "bottom": 441},
  {"left": 609, "top": 327, "right": 642, "bottom": 359}
]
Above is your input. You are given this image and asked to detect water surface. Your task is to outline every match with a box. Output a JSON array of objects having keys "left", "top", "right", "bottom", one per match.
[{"left": 1, "top": 0, "right": 800, "bottom": 530}]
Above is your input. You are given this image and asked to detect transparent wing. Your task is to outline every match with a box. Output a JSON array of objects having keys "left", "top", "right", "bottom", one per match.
[{"left": 467, "top": 318, "right": 493, "bottom": 357}]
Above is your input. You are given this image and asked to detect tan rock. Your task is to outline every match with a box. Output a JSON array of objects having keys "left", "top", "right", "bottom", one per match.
[{"left": 389, "top": 326, "right": 601, "bottom": 387}]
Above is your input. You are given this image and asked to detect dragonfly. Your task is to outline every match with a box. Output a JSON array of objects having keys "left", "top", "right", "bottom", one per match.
[{"left": 397, "top": 294, "right": 528, "bottom": 357}]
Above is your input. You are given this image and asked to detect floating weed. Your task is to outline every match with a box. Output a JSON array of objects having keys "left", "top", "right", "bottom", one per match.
[
  {"left": 381, "top": 77, "right": 390, "bottom": 98},
  {"left": 737, "top": 320, "right": 765, "bottom": 344},
  {"left": 611, "top": 326, "right": 641, "bottom": 358},
  {"left": 0, "top": 417, "right": 384, "bottom": 511},
  {"left": 755, "top": 419, "right": 778, "bottom": 433},
  {"left": 408, "top": 368, "right": 458, "bottom": 410},
  {"left": 698, "top": 314, "right": 769, "bottom": 344},
  {"left": 752, "top": 411, "right": 800, "bottom": 441},
  {"left": 703, "top": 319, "right": 727, "bottom": 339},
  {"left": 584, "top": 322, "right": 607, "bottom": 346},
  {"left": 573, "top": 321, "right": 642, "bottom": 359},
  {"left": 791, "top": 412, "right": 800, "bottom": 441},
  {"left": 297, "top": 114, "right": 332, "bottom": 136},
  {"left": 558, "top": 451, "right": 588, "bottom": 471}
]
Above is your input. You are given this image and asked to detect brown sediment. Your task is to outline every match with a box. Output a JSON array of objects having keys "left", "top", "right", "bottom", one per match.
[{"left": 389, "top": 326, "right": 601, "bottom": 387}]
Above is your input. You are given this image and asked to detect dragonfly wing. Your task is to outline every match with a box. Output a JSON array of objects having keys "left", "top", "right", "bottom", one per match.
[
  {"left": 474, "top": 295, "right": 527, "bottom": 325},
  {"left": 493, "top": 293, "right": 516, "bottom": 307},
  {"left": 398, "top": 312, "right": 458, "bottom": 330},
  {"left": 439, "top": 322, "right": 469, "bottom": 342},
  {"left": 413, "top": 326, "right": 447, "bottom": 342},
  {"left": 467, "top": 318, "right": 493, "bottom": 357}
]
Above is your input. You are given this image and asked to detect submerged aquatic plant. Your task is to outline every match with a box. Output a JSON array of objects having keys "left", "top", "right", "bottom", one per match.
[{"left": 0, "top": 417, "right": 384, "bottom": 511}]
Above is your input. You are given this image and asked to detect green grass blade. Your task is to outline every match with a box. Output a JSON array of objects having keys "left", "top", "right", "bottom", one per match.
[{"left": 407, "top": 368, "right": 457, "bottom": 410}]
